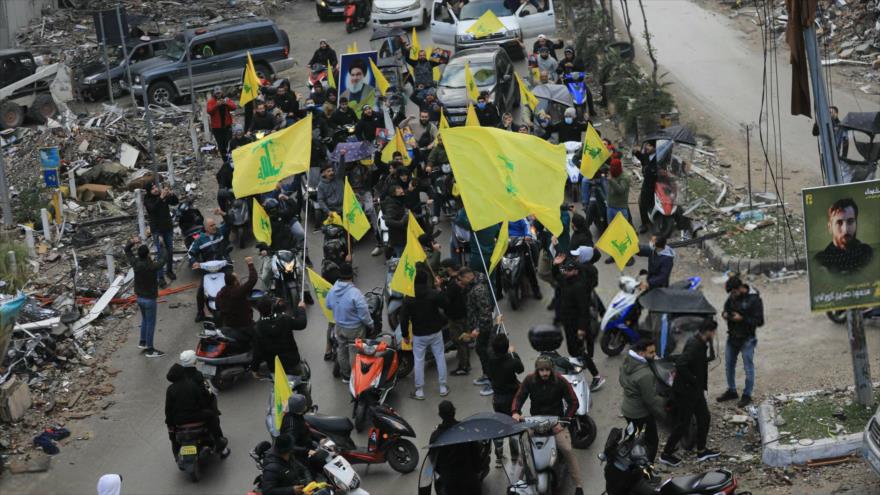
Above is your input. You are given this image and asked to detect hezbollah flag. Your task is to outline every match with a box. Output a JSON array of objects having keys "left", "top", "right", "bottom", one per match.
[
  {"left": 440, "top": 127, "right": 567, "bottom": 235},
  {"left": 389, "top": 226, "right": 427, "bottom": 297},
  {"left": 273, "top": 357, "right": 292, "bottom": 431},
  {"left": 410, "top": 27, "right": 420, "bottom": 60},
  {"left": 369, "top": 58, "right": 391, "bottom": 96},
  {"left": 488, "top": 221, "right": 509, "bottom": 273},
  {"left": 515, "top": 73, "right": 538, "bottom": 111},
  {"left": 439, "top": 108, "right": 450, "bottom": 129},
  {"left": 407, "top": 210, "right": 425, "bottom": 238},
  {"left": 324, "top": 211, "right": 343, "bottom": 226},
  {"left": 240, "top": 52, "right": 261, "bottom": 106},
  {"left": 307, "top": 267, "right": 335, "bottom": 323},
  {"left": 380, "top": 129, "right": 412, "bottom": 165},
  {"left": 342, "top": 177, "right": 371, "bottom": 240},
  {"left": 232, "top": 114, "right": 312, "bottom": 198},
  {"left": 465, "top": 104, "right": 480, "bottom": 127},
  {"left": 464, "top": 62, "right": 480, "bottom": 102},
  {"left": 596, "top": 212, "right": 640, "bottom": 270},
  {"left": 581, "top": 123, "right": 611, "bottom": 179},
  {"left": 465, "top": 9, "right": 506, "bottom": 39},
  {"left": 252, "top": 198, "right": 272, "bottom": 245}
]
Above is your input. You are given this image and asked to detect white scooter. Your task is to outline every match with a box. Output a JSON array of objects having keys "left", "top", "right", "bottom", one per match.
[
  {"left": 200, "top": 259, "right": 228, "bottom": 318},
  {"left": 250, "top": 437, "right": 369, "bottom": 495},
  {"left": 521, "top": 416, "right": 569, "bottom": 495}
]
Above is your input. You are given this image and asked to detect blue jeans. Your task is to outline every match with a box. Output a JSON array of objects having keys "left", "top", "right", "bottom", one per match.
[
  {"left": 152, "top": 230, "right": 174, "bottom": 279},
  {"left": 725, "top": 337, "right": 756, "bottom": 396},
  {"left": 137, "top": 297, "right": 158, "bottom": 349},
  {"left": 580, "top": 179, "right": 591, "bottom": 210},
  {"left": 607, "top": 206, "right": 630, "bottom": 223},
  {"left": 413, "top": 331, "right": 447, "bottom": 391}
]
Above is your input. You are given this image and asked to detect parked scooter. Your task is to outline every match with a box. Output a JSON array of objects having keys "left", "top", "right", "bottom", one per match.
[
  {"left": 600, "top": 423, "right": 749, "bottom": 495},
  {"left": 349, "top": 333, "right": 400, "bottom": 432},
  {"left": 195, "top": 320, "right": 252, "bottom": 390},
  {"left": 309, "top": 63, "right": 329, "bottom": 92},
  {"left": 249, "top": 437, "right": 369, "bottom": 494},
  {"left": 528, "top": 325, "right": 597, "bottom": 449},
  {"left": 173, "top": 421, "right": 230, "bottom": 482},
  {"left": 521, "top": 416, "right": 569, "bottom": 495},
  {"left": 562, "top": 71, "right": 590, "bottom": 120},
  {"left": 344, "top": 0, "right": 371, "bottom": 33}
]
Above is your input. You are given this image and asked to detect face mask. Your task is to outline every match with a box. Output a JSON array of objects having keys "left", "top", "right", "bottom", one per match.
[
  {"left": 477, "top": 102, "right": 486, "bottom": 110},
  {"left": 564, "top": 117, "right": 573, "bottom": 124}
]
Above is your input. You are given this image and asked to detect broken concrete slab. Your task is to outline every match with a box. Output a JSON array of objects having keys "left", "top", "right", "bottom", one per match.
[{"left": 0, "top": 377, "right": 32, "bottom": 422}]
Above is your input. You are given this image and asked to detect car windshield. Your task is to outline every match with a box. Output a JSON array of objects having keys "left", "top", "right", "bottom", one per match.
[
  {"left": 460, "top": 0, "right": 512, "bottom": 20},
  {"left": 164, "top": 35, "right": 186, "bottom": 60},
  {"left": 440, "top": 61, "right": 496, "bottom": 88}
]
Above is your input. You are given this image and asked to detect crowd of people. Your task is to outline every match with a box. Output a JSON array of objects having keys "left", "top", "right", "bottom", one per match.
[{"left": 110, "top": 35, "right": 772, "bottom": 495}]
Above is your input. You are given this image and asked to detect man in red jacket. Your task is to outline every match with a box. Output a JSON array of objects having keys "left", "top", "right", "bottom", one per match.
[{"left": 207, "top": 86, "right": 237, "bottom": 159}]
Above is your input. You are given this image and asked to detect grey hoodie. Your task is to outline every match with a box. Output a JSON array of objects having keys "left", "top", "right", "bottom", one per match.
[{"left": 325, "top": 281, "right": 374, "bottom": 328}]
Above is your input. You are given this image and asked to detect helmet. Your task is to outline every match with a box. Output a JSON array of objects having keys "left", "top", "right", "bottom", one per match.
[
  {"left": 287, "top": 394, "right": 309, "bottom": 415},
  {"left": 564, "top": 107, "right": 576, "bottom": 119},
  {"left": 535, "top": 355, "right": 554, "bottom": 371},
  {"left": 262, "top": 198, "right": 280, "bottom": 213}
]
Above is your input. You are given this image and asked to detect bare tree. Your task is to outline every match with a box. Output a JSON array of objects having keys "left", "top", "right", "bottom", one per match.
[{"left": 637, "top": 0, "right": 659, "bottom": 86}]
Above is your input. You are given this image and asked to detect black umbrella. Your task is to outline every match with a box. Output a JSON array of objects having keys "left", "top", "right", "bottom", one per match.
[
  {"left": 840, "top": 112, "right": 880, "bottom": 136},
  {"left": 638, "top": 288, "right": 716, "bottom": 315},
  {"left": 426, "top": 412, "right": 529, "bottom": 448},
  {"left": 644, "top": 125, "right": 697, "bottom": 146}
]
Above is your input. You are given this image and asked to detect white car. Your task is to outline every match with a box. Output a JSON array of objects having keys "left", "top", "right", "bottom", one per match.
[
  {"left": 430, "top": 0, "right": 556, "bottom": 56},
  {"left": 372, "top": 0, "right": 432, "bottom": 29}
]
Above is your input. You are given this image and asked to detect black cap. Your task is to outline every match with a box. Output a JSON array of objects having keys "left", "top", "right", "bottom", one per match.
[{"left": 338, "top": 263, "right": 354, "bottom": 279}]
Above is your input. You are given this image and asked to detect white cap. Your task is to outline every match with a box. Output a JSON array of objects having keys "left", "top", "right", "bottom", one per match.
[
  {"left": 537, "top": 34, "right": 546, "bottom": 40},
  {"left": 180, "top": 350, "right": 197, "bottom": 367},
  {"left": 570, "top": 246, "right": 595, "bottom": 264}
]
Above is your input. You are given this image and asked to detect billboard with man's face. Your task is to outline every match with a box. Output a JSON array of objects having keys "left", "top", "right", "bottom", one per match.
[
  {"left": 338, "top": 51, "right": 379, "bottom": 119},
  {"left": 803, "top": 179, "right": 880, "bottom": 312}
]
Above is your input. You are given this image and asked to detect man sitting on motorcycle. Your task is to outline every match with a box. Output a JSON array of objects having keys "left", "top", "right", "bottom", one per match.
[
  {"left": 261, "top": 432, "right": 313, "bottom": 495},
  {"left": 215, "top": 256, "right": 258, "bottom": 342},
  {"left": 540, "top": 107, "right": 587, "bottom": 143},
  {"left": 165, "top": 350, "right": 229, "bottom": 459},
  {"left": 279, "top": 394, "right": 318, "bottom": 466},
  {"left": 535, "top": 47, "right": 558, "bottom": 82},
  {"left": 354, "top": 104, "right": 382, "bottom": 142},
  {"left": 316, "top": 163, "right": 344, "bottom": 226},
  {"left": 559, "top": 62, "right": 596, "bottom": 118},
  {"left": 308, "top": 39, "right": 338, "bottom": 71},
  {"left": 251, "top": 297, "right": 308, "bottom": 376},
  {"left": 405, "top": 49, "right": 441, "bottom": 88},
  {"left": 556, "top": 47, "right": 584, "bottom": 75},
  {"left": 512, "top": 355, "right": 585, "bottom": 495},
  {"left": 508, "top": 217, "right": 542, "bottom": 300},
  {"left": 188, "top": 216, "right": 230, "bottom": 322},
  {"left": 330, "top": 97, "right": 358, "bottom": 128}
]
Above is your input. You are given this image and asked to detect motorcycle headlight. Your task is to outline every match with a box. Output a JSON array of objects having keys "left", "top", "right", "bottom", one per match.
[
  {"left": 284, "top": 261, "right": 296, "bottom": 273},
  {"left": 441, "top": 163, "right": 451, "bottom": 174}
]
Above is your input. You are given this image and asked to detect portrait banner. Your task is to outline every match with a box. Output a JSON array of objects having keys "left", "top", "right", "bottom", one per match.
[
  {"left": 338, "top": 51, "right": 379, "bottom": 118},
  {"left": 802, "top": 179, "right": 880, "bottom": 312}
]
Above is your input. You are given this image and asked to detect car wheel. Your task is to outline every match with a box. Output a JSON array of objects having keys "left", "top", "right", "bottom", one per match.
[
  {"left": 30, "top": 94, "right": 57, "bottom": 123},
  {"left": 148, "top": 81, "right": 176, "bottom": 106},
  {"left": 0, "top": 101, "right": 25, "bottom": 129}
]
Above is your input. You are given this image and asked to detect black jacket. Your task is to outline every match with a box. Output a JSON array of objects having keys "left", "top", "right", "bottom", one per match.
[
  {"left": 216, "top": 263, "right": 259, "bottom": 328},
  {"left": 280, "top": 412, "right": 315, "bottom": 461},
  {"left": 428, "top": 419, "right": 483, "bottom": 492},
  {"left": 512, "top": 372, "right": 579, "bottom": 418},
  {"left": 268, "top": 199, "right": 298, "bottom": 250},
  {"left": 441, "top": 279, "right": 468, "bottom": 320},
  {"left": 252, "top": 307, "right": 308, "bottom": 372},
  {"left": 124, "top": 241, "right": 166, "bottom": 299},
  {"left": 723, "top": 288, "right": 764, "bottom": 342},
  {"left": 260, "top": 450, "right": 313, "bottom": 495},
  {"left": 308, "top": 46, "right": 338, "bottom": 68},
  {"left": 381, "top": 195, "right": 408, "bottom": 248},
  {"left": 674, "top": 335, "right": 715, "bottom": 397},
  {"left": 554, "top": 265, "right": 597, "bottom": 331},
  {"left": 546, "top": 120, "right": 587, "bottom": 143},
  {"left": 400, "top": 282, "right": 449, "bottom": 337},
  {"left": 330, "top": 108, "right": 357, "bottom": 128},
  {"left": 355, "top": 113, "right": 382, "bottom": 141},
  {"left": 638, "top": 245, "right": 675, "bottom": 290},
  {"left": 633, "top": 150, "right": 658, "bottom": 185},
  {"left": 144, "top": 191, "right": 178, "bottom": 233},
  {"left": 274, "top": 92, "right": 299, "bottom": 117},
  {"left": 475, "top": 103, "right": 500, "bottom": 127},
  {"left": 486, "top": 351, "right": 524, "bottom": 396},
  {"left": 164, "top": 364, "right": 216, "bottom": 426}
]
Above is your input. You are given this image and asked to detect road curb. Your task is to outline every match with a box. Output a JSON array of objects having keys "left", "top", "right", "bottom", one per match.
[
  {"left": 757, "top": 399, "right": 865, "bottom": 467},
  {"left": 702, "top": 239, "right": 805, "bottom": 274}
]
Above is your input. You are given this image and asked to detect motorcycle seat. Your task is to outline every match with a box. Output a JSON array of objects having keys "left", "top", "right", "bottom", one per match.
[
  {"left": 665, "top": 471, "right": 730, "bottom": 493},
  {"left": 305, "top": 415, "right": 354, "bottom": 434}
]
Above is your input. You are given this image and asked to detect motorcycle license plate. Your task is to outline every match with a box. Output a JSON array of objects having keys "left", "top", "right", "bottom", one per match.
[
  {"left": 198, "top": 363, "right": 216, "bottom": 376},
  {"left": 180, "top": 445, "right": 197, "bottom": 456}
]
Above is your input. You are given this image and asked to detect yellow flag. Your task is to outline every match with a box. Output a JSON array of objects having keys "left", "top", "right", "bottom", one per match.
[
  {"left": 389, "top": 226, "right": 427, "bottom": 297},
  {"left": 380, "top": 129, "right": 412, "bottom": 166},
  {"left": 465, "top": 104, "right": 480, "bottom": 127},
  {"left": 324, "top": 211, "right": 343, "bottom": 227},
  {"left": 440, "top": 127, "right": 568, "bottom": 235},
  {"left": 464, "top": 62, "right": 480, "bottom": 102},
  {"left": 581, "top": 123, "right": 611, "bottom": 179},
  {"left": 488, "top": 221, "right": 509, "bottom": 274},
  {"left": 531, "top": 67, "right": 541, "bottom": 83},
  {"left": 439, "top": 108, "right": 450, "bottom": 129},
  {"left": 407, "top": 211, "right": 425, "bottom": 239},
  {"left": 410, "top": 27, "right": 420, "bottom": 60},
  {"left": 273, "top": 357, "right": 291, "bottom": 431},
  {"left": 595, "top": 212, "right": 640, "bottom": 271},
  {"left": 433, "top": 66, "right": 441, "bottom": 83},
  {"left": 342, "top": 177, "right": 371, "bottom": 240},
  {"left": 252, "top": 198, "right": 272, "bottom": 245},
  {"left": 347, "top": 41, "right": 358, "bottom": 54},
  {"left": 307, "top": 268, "right": 335, "bottom": 323},
  {"left": 240, "top": 52, "right": 261, "bottom": 106},
  {"left": 465, "top": 9, "right": 507, "bottom": 39},
  {"left": 515, "top": 73, "right": 538, "bottom": 111},
  {"left": 327, "top": 61, "right": 336, "bottom": 89},
  {"left": 369, "top": 58, "right": 390, "bottom": 96},
  {"left": 232, "top": 114, "right": 312, "bottom": 198}
]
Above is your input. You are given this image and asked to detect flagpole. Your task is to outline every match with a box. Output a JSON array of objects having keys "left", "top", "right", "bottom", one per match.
[
  {"left": 300, "top": 169, "right": 310, "bottom": 302},
  {"left": 472, "top": 231, "right": 507, "bottom": 335}
]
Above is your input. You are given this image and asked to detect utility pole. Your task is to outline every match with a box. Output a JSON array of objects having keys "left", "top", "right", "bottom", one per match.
[
  {"left": 0, "top": 148, "right": 13, "bottom": 227},
  {"left": 804, "top": 24, "right": 873, "bottom": 407}
]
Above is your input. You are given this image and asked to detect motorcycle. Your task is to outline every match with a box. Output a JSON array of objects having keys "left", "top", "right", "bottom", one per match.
[
  {"left": 528, "top": 325, "right": 598, "bottom": 449},
  {"left": 451, "top": 223, "right": 471, "bottom": 268},
  {"left": 599, "top": 276, "right": 715, "bottom": 357},
  {"left": 349, "top": 333, "right": 401, "bottom": 432},
  {"left": 309, "top": 63, "right": 329, "bottom": 92},
  {"left": 600, "top": 423, "right": 749, "bottom": 495},
  {"left": 344, "top": 0, "right": 370, "bottom": 33},
  {"left": 269, "top": 249, "right": 307, "bottom": 310},
  {"left": 428, "top": 163, "right": 458, "bottom": 218},
  {"left": 199, "top": 259, "right": 229, "bottom": 320},
  {"left": 651, "top": 169, "right": 682, "bottom": 238},
  {"left": 250, "top": 437, "right": 369, "bottom": 494},
  {"left": 522, "top": 416, "right": 569, "bottom": 495},
  {"left": 827, "top": 306, "right": 880, "bottom": 324},
  {"left": 501, "top": 237, "right": 539, "bottom": 311},
  {"left": 303, "top": 403, "right": 419, "bottom": 474},
  {"left": 561, "top": 71, "right": 591, "bottom": 120},
  {"left": 332, "top": 287, "right": 384, "bottom": 378},
  {"left": 195, "top": 320, "right": 252, "bottom": 390},
  {"left": 230, "top": 197, "right": 250, "bottom": 249},
  {"left": 175, "top": 199, "right": 204, "bottom": 249},
  {"left": 173, "top": 421, "right": 230, "bottom": 482}
]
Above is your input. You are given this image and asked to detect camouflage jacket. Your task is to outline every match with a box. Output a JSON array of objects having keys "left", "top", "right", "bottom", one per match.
[{"left": 465, "top": 273, "right": 494, "bottom": 333}]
